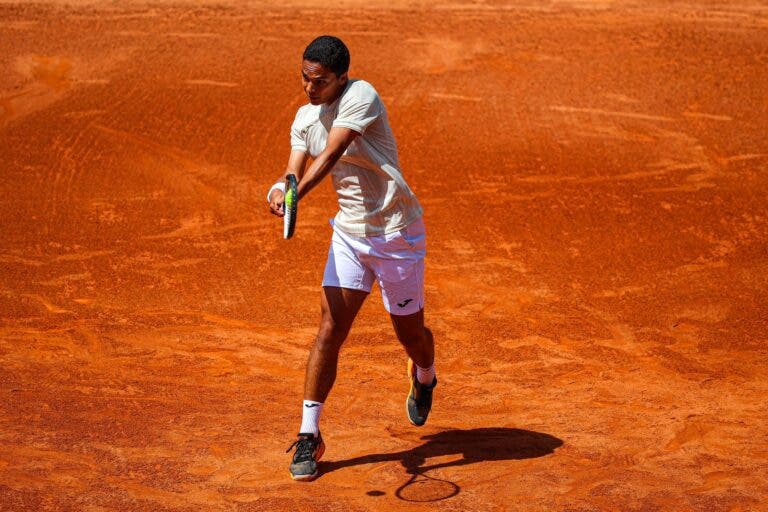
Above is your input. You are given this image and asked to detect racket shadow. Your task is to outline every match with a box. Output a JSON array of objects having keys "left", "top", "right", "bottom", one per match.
[{"left": 317, "top": 427, "right": 563, "bottom": 498}]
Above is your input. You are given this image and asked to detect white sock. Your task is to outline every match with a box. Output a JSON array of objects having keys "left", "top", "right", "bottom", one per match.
[
  {"left": 299, "top": 400, "right": 323, "bottom": 435},
  {"left": 416, "top": 364, "right": 436, "bottom": 386}
]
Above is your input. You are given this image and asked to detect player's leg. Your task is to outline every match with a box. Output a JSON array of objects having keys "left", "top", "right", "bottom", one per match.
[
  {"left": 289, "top": 287, "right": 367, "bottom": 481},
  {"left": 288, "top": 223, "right": 372, "bottom": 481},
  {"left": 372, "top": 218, "right": 436, "bottom": 426},
  {"left": 390, "top": 308, "right": 434, "bottom": 370},
  {"left": 390, "top": 308, "right": 437, "bottom": 427},
  {"left": 304, "top": 286, "right": 368, "bottom": 403}
]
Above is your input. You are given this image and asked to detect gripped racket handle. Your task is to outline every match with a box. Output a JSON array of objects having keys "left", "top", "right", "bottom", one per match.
[{"left": 283, "top": 174, "right": 298, "bottom": 239}]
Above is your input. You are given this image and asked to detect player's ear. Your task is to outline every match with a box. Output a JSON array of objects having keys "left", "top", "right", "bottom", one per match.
[{"left": 338, "top": 72, "right": 348, "bottom": 85}]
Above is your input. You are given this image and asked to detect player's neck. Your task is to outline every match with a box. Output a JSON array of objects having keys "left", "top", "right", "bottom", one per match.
[{"left": 324, "top": 80, "right": 350, "bottom": 106}]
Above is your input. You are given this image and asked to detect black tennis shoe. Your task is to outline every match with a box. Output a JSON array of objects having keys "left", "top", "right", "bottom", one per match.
[
  {"left": 406, "top": 359, "right": 437, "bottom": 427},
  {"left": 286, "top": 432, "right": 325, "bottom": 481}
]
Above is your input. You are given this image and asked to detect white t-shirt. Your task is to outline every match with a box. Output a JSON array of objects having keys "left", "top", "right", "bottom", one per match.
[{"left": 290, "top": 79, "right": 423, "bottom": 237}]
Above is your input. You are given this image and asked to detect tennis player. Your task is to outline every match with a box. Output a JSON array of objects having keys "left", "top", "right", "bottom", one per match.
[{"left": 267, "top": 35, "right": 437, "bottom": 481}]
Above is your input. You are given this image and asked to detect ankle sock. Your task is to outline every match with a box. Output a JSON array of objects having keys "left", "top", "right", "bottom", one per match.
[
  {"left": 416, "top": 364, "right": 436, "bottom": 386},
  {"left": 299, "top": 400, "right": 323, "bottom": 435}
]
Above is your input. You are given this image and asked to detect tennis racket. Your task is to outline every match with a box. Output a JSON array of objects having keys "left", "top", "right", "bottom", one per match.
[{"left": 283, "top": 174, "right": 298, "bottom": 239}]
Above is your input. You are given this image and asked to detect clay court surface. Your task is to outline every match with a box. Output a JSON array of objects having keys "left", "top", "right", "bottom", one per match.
[{"left": 2, "top": 0, "right": 768, "bottom": 510}]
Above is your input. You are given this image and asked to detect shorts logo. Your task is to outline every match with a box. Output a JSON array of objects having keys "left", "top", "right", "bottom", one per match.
[{"left": 397, "top": 298, "right": 413, "bottom": 308}]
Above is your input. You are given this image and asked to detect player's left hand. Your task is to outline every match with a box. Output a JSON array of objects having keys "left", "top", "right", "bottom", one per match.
[{"left": 269, "top": 188, "right": 285, "bottom": 217}]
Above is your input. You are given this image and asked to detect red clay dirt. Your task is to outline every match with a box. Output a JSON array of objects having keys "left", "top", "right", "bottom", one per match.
[{"left": 1, "top": 1, "right": 767, "bottom": 510}]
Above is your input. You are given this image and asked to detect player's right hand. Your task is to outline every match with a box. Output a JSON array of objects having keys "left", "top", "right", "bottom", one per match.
[{"left": 269, "top": 189, "right": 285, "bottom": 217}]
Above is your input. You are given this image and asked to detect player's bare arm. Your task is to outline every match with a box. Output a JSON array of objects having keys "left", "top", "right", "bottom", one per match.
[
  {"left": 269, "top": 149, "right": 308, "bottom": 217},
  {"left": 296, "top": 127, "right": 358, "bottom": 201}
]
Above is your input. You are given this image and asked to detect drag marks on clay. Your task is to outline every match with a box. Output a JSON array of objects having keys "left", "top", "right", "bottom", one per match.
[
  {"left": 102, "top": 477, "right": 202, "bottom": 509},
  {"left": 52, "top": 249, "right": 114, "bottom": 262},
  {"left": 404, "top": 37, "right": 491, "bottom": 74},
  {"left": 659, "top": 216, "right": 765, "bottom": 279},
  {"left": 666, "top": 7, "right": 768, "bottom": 29},
  {"left": 143, "top": 217, "right": 267, "bottom": 240},
  {"left": 431, "top": 2, "right": 554, "bottom": 11},
  {"left": 89, "top": 123, "right": 241, "bottom": 224},
  {"left": 0, "top": 20, "right": 38, "bottom": 30},
  {"left": 429, "top": 92, "right": 481, "bottom": 102},
  {"left": 1, "top": 55, "right": 72, "bottom": 126},
  {"left": 74, "top": 78, "right": 110, "bottom": 86},
  {"left": 688, "top": 469, "right": 751, "bottom": 494},
  {"left": 149, "top": 258, "right": 207, "bottom": 269},
  {"left": 92, "top": 123, "right": 204, "bottom": 170},
  {"left": 67, "top": 10, "right": 160, "bottom": 21},
  {"left": 664, "top": 415, "right": 718, "bottom": 451},
  {"left": 515, "top": 168, "right": 688, "bottom": 185},
  {"left": 603, "top": 92, "right": 640, "bottom": 104},
  {"left": 18, "top": 54, "right": 72, "bottom": 89},
  {"left": 433, "top": 275, "right": 554, "bottom": 320},
  {"left": 546, "top": 105, "right": 730, "bottom": 191},
  {"left": 87, "top": 199, "right": 125, "bottom": 225},
  {"left": 578, "top": 304, "right": 738, "bottom": 380},
  {"left": 0, "top": 250, "right": 111, "bottom": 315},
  {"left": 592, "top": 285, "right": 644, "bottom": 298},
  {"left": 168, "top": 33, "right": 222, "bottom": 40},
  {"left": 565, "top": 446, "right": 643, "bottom": 496},
  {"left": 293, "top": 30, "right": 394, "bottom": 37},
  {"left": 494, "top": 336, "right": 579, "bottom": 380},
  {"left": 454, "top": 186, "right": 555, "bottom": 203},
  {"left": 68, "top": 324, "right": 104, "bottom": 355},
  {"left": 184, "top": 79, "right": 239, "bottom": 88},
  {"left": 720, "top": 153, "right": 768, "bottom": 163},
  {"left": 109, "top": 30, "right": 150, "bottom": 37},
  {"left": 0, "top": 325, "right": 101, "bottom": 365},
  {"left": 580, "top": 306, "right": 637, "bottom": 346},
  {"left": 0, "top": 445, "right": 98, "bottom": 492},
  {"left": 61, "top": 109, "right": 108, "bottom": 119},
  {"left": 675, "top": 303, "right": 731, "bottom": 324},
  {"left": 549, "top": 105, "right": 676, "bottom": 123},
  {"left": 37, "top": 272, "right": 92, "bottom": 287},
  {"left": 682, "top": 111, "right": 733, "bottom": 122},
  {"left": 19, "top": 294, "right": 73, "bottom": 314},
  {"left": 1, "top": 307, "right": 307, "bottom": 391},
  {"left": 0, "top": 254, "right": 44, "bottom": 267},
  {"left": 59, "top": 126, "right": 104, "bottom": 224},
  {"left": 141, "top": 211, "right": 216, "bottom": 240}
]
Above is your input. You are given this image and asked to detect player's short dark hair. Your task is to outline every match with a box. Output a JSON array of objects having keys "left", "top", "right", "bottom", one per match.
[{"left": 303, "top": 36, "right": 350, "bottom": 76}]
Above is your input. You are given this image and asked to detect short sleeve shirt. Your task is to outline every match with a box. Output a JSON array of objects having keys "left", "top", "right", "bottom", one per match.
[{"left": 290, "top": 79, "right": 422, "bottom": 237}]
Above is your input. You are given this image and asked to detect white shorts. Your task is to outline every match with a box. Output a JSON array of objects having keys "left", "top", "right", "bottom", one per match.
[{"left": 322, "top": 217, "right": 426, "bottom": 316}]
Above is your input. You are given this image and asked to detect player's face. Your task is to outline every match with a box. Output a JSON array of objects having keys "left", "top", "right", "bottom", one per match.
[{"left": 301, "top": 60, "right": 348, "bottom": 106}]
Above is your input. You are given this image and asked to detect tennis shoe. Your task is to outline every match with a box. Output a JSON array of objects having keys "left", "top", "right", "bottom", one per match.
[
  {"left": 286, "top": 432, "right": 325, "bottom": 481},
  {"left": 406, "top": 358, "right": 437, "bottom": 427}
]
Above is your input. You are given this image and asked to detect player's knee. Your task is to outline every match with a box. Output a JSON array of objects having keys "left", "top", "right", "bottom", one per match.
[
  {"left": 316, "top": 315, "right": 349, "bottom": 348},
  {"left": 397, "top": 325, "right": 431, "bottom": 348}
]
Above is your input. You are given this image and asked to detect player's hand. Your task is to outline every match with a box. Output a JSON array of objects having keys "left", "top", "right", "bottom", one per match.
[{"left": 269, "top": 189, "right": 285, "bottom": 217}]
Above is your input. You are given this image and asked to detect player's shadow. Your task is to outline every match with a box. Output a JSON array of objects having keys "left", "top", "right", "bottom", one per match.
[{"left": 318, "top": 427, "right": 563, "bottom": 500}]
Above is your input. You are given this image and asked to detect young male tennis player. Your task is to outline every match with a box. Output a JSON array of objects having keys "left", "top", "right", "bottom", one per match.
[{"left": 267, "top": 35, "right": 437, "bottom": 481}]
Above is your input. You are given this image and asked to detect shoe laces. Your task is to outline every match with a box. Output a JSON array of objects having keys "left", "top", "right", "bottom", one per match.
[{"left": 286, "top": 434, "right": 317, "bottom": 462}]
